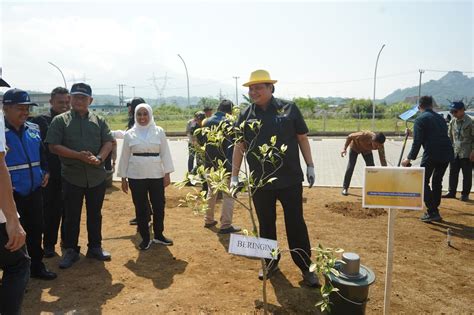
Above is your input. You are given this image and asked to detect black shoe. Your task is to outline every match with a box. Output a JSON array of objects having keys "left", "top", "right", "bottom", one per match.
[
  {"left": 420, "top": 212, "right": 442, "bottom": 223},
  {"left": 218, "top": 225, "right": 241, "bottom": 234},
  {"left": 59, "top": 248, "right": 80, "bottom": 269},
  {"left": 129, "top": 218, "right": 138, "bottom": 225},
  {"left": 302, "top": 270, "right": 320, "bottom": 287},
  {"left": 442, "top": 192, "right": 456, "bottom": 199},
  {"left": 43, "top": 245, "right": 57, "bottom": 258},
  {"left": 341, "top": 188, "right": 348, "bottom": 196},
  {"left": 153, "top": 235, "right": 173, "bottom": 246},
  {"left": 258, "top": 265, "right": 280, "bottom": 280},
  {"left": 204, "top": 220, "right": 218, "bottom": 228},
  {"left": 138, "top": 240, "right": 152, "bottom": 250},
  {"left": 460, "top": 195, "right": 469, "bottom": 202},
  {"left": 31, "top": 264, "right": 57, "bottom": 281},
  {"left": 86, "top": 248, "right": 112, "bottom": 261}
]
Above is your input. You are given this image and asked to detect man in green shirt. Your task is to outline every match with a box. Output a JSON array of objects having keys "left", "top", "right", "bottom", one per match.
[
  {"left": 443, "top": 101, "right": 473, "bottom": 201},
  {"left": 46, "top": 83, "right": 114, "bottom": 269}
]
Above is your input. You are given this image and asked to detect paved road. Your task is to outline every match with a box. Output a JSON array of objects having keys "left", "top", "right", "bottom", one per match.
[{"left": 113, "top": 137, "right": 472, "bottom": 193}]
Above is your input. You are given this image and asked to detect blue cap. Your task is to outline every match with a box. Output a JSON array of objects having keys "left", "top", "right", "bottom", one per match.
[
  {"left": 70, "top": 82, "right": 92, "bottom": 97},
  {"left": 2, "top": 88, "right": 38, "bottom": 106},
  {"left": 449, "top": 101, "right": 465, "bottom": 111}
]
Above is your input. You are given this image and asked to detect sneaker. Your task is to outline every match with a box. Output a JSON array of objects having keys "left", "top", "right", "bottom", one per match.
[
  {"left": 43, "top": 245, "right": 57, "bottom": 258},
  {"left": 138, "top": 240, "right": 152, "bottom": 250},
  {"left": 460, "top": 195, "right": 469, "bottom": 202},
  {"left": 153, "top": 235, "right": 173, "bottom": 246},
  {"left": 129, "top": 218, "right": 138, "bottom": 225},
  {"left": 59, "top": 248, "right": 80, "bottom": 269},
  {"left": 341, "top": 188, "right": 348, "bottom": 196},
  {"left": 86, "top": 248, "right": 112, "bottom": 261},
  {"left": 442, "top": 192, "right": 456, "bottom": 199},
  {"left": 218, "top": 225, "right": 241, "bottom": 234},
  {"left": 420, "top": 212, "right": 442, "bottom": 223},
  {"left": 302, "top": 270, "right": 320, "bottom": 287},
  {"left": 258, "top": 265, "right": 280, "bottom": 280},
  {"left": 204, "top": 220, "right": 218, "bottom": 228}
]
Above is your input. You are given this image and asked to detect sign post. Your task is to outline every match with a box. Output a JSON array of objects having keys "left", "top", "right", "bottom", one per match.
[{"left": 363, "top": 167, "right": 424, "bottom": 315}]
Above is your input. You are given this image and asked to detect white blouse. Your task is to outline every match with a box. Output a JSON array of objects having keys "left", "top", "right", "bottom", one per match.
[{"left": 117, "top": 126, "right": 174, "bottom": 179}]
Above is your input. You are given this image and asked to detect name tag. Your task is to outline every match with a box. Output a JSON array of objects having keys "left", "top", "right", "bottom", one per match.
[{"left": 228, "top": 234, "right": 278, "bottom": 259}]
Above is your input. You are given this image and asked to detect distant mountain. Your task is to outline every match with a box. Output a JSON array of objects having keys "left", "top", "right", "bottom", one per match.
[{"left": 383, "top": 71, "right": 474, "bottom": 106}]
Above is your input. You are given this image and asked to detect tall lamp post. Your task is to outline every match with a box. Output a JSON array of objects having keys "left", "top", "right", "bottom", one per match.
[
  {"left": 372, "top": 44, "right": 386, "bottom": 130},
  {"left": 48, "top": 61, "right": 67, "bottom": 89},
  {"left": 177, "top": 54, "right": 190, "bottom": 107},
  {"left": 233, "top": 76, "right": 239, "bottom": 105}
]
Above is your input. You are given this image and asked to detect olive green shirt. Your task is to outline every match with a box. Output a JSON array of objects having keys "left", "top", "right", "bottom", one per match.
[
  {"left": 45, "top": 110, "right": 114, "bottom": 188},
  {"left": 448, "top": 114, "right": 473, "bottom": 159}
]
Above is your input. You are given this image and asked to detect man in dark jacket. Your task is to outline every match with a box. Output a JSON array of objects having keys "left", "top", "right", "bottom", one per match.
[
  {"left": 202, "top": 100, "right": 241, "bottom": 234},
  {"left": 402, "top": 96, "right": 454, "bottom": 223},
  {"left": 30, "top": 87, "right": 70, "bottom": 257}
]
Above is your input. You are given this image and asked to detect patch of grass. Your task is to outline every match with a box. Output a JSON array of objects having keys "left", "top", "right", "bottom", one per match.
[{"left": 104, "top": 114, "right": 402, "bottom": 133}]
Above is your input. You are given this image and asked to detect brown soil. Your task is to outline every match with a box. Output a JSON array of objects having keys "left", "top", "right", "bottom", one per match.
[
  {"left": 22, "top": 184, "right": 473, "bottom": 314},
  {"left": 325, "top": 201, "right": 386, "bottom": 219}
]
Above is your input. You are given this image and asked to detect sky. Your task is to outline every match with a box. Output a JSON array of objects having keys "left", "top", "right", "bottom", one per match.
[{"left": 1, "top": 0, "right": 473, "bottom": 103}]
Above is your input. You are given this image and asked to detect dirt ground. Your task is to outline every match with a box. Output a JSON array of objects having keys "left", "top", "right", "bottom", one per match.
[{"left": 21, "top": 184, "right": 473, "bottom": 314}]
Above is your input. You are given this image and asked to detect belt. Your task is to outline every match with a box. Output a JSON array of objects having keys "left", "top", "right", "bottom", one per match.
[{"left": 133, "top": 153, "right": 160, "bottom": 157}]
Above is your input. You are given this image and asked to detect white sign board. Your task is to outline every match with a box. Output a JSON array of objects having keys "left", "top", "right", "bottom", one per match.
[{"left": 228, "top": 234, "right": 278, "bottom": 260}]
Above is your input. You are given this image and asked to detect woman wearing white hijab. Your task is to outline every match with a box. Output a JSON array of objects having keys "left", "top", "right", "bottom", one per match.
[{"left": 117, "top": 103, "right": 174, "bottom": 250}]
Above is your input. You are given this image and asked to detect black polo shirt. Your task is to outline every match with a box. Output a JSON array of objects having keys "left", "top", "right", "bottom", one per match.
[
  {"left": 30, "top": 109, "right": 62, "bottom": 180},
  {"left": 236, "top": 97, "right": 308, "bottom": 190}
]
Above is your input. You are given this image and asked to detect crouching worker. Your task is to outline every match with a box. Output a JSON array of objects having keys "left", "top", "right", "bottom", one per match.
[
  {"left": 341, "top": 131, "right": 387, "bottom": 196},
  {"left": 3, "top": 88, "right": 57, "bottom": 280},
  {"left": 118, "top": 104, "right": 175, "bottom": 250}
]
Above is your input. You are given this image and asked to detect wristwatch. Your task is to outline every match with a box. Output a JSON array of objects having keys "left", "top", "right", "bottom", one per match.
[{"left": 96, "top": 155, "right": 103, "bottom": 162}]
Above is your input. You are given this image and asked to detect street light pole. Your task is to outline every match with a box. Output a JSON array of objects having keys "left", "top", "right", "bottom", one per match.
[
  {"left": 177, "top": 54, "right": 190, "bottom": 107},
  {"left": 372, "top": 44, "right": 386, "bottom": 130},
  {"left": 233, "top": 76, "right": 239, "bottom": 105},
  {"left": 417, "top": 69, "right": 425, "bottom": 102},
  {"left": 48, "top": 61, "right": 67, "bottom": 89}
]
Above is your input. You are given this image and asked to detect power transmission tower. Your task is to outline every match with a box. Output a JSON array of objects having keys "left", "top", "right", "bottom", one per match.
[
  {"left": 147, "top": 72, "right": 169, "bottom": 105},
  {"left": 118, "top": 84, "right": 125, "bottom": 106}
]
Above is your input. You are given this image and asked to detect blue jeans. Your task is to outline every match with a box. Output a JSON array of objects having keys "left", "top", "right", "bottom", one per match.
[{"left": 0, "top": 223, "right": 31, "bottom": 315}]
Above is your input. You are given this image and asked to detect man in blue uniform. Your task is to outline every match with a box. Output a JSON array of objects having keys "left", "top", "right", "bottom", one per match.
[
  {"left": 0, "top": 73, "right": 30, "bottom": 314},
  {"left": 402, "top": 96, "right": 454, "bottom": 222},
  {"left": 30, "top": 87, "right": 70, "bottom": 257},
  {"left": 3, "top": 88, "right": 57, "bottom": 280},
  {"left": 232, "top": 70, "right": 317, "bottom": 287}
]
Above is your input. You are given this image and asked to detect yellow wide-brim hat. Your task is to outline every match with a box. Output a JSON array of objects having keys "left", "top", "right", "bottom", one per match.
[{"left": 242, "top": 69, "right": 278, "bottom": 87}]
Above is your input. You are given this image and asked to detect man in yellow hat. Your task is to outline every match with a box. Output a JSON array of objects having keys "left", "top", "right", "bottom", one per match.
[{"left": 231, "top": 69, "right": 318, "bottom": 287}]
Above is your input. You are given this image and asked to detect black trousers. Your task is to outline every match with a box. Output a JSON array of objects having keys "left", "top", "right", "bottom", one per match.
[
  {"left": 128, "top": 178, "right": 165, "bottom": 242},
  {"left": 13, "top": 189, "right": 44, "bottom": 270},
  {"left": 448, "top": 157, "right": 472, "bottom": 197},
  {"left": 42, "top": 176, "right": 64, "bottom": 248},
  {"left": 252, "top": 184, "right": 311, "bottom": 272},
  {"left": 0, "top": 224, "right": 31, "bottom": 315},
  {"left": 343, "top": 149, "right": 375, "bottom": 189},
  {"left": 421, "top": 158, "right": 449, "bottom": 215},
  {"left": 62, "top": 179, "right": 106, "bottom": 251}
]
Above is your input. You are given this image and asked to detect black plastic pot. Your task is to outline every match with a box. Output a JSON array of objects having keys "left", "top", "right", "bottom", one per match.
[{"left": 325, "top": 252, "right": 375, "bottom": 315}]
